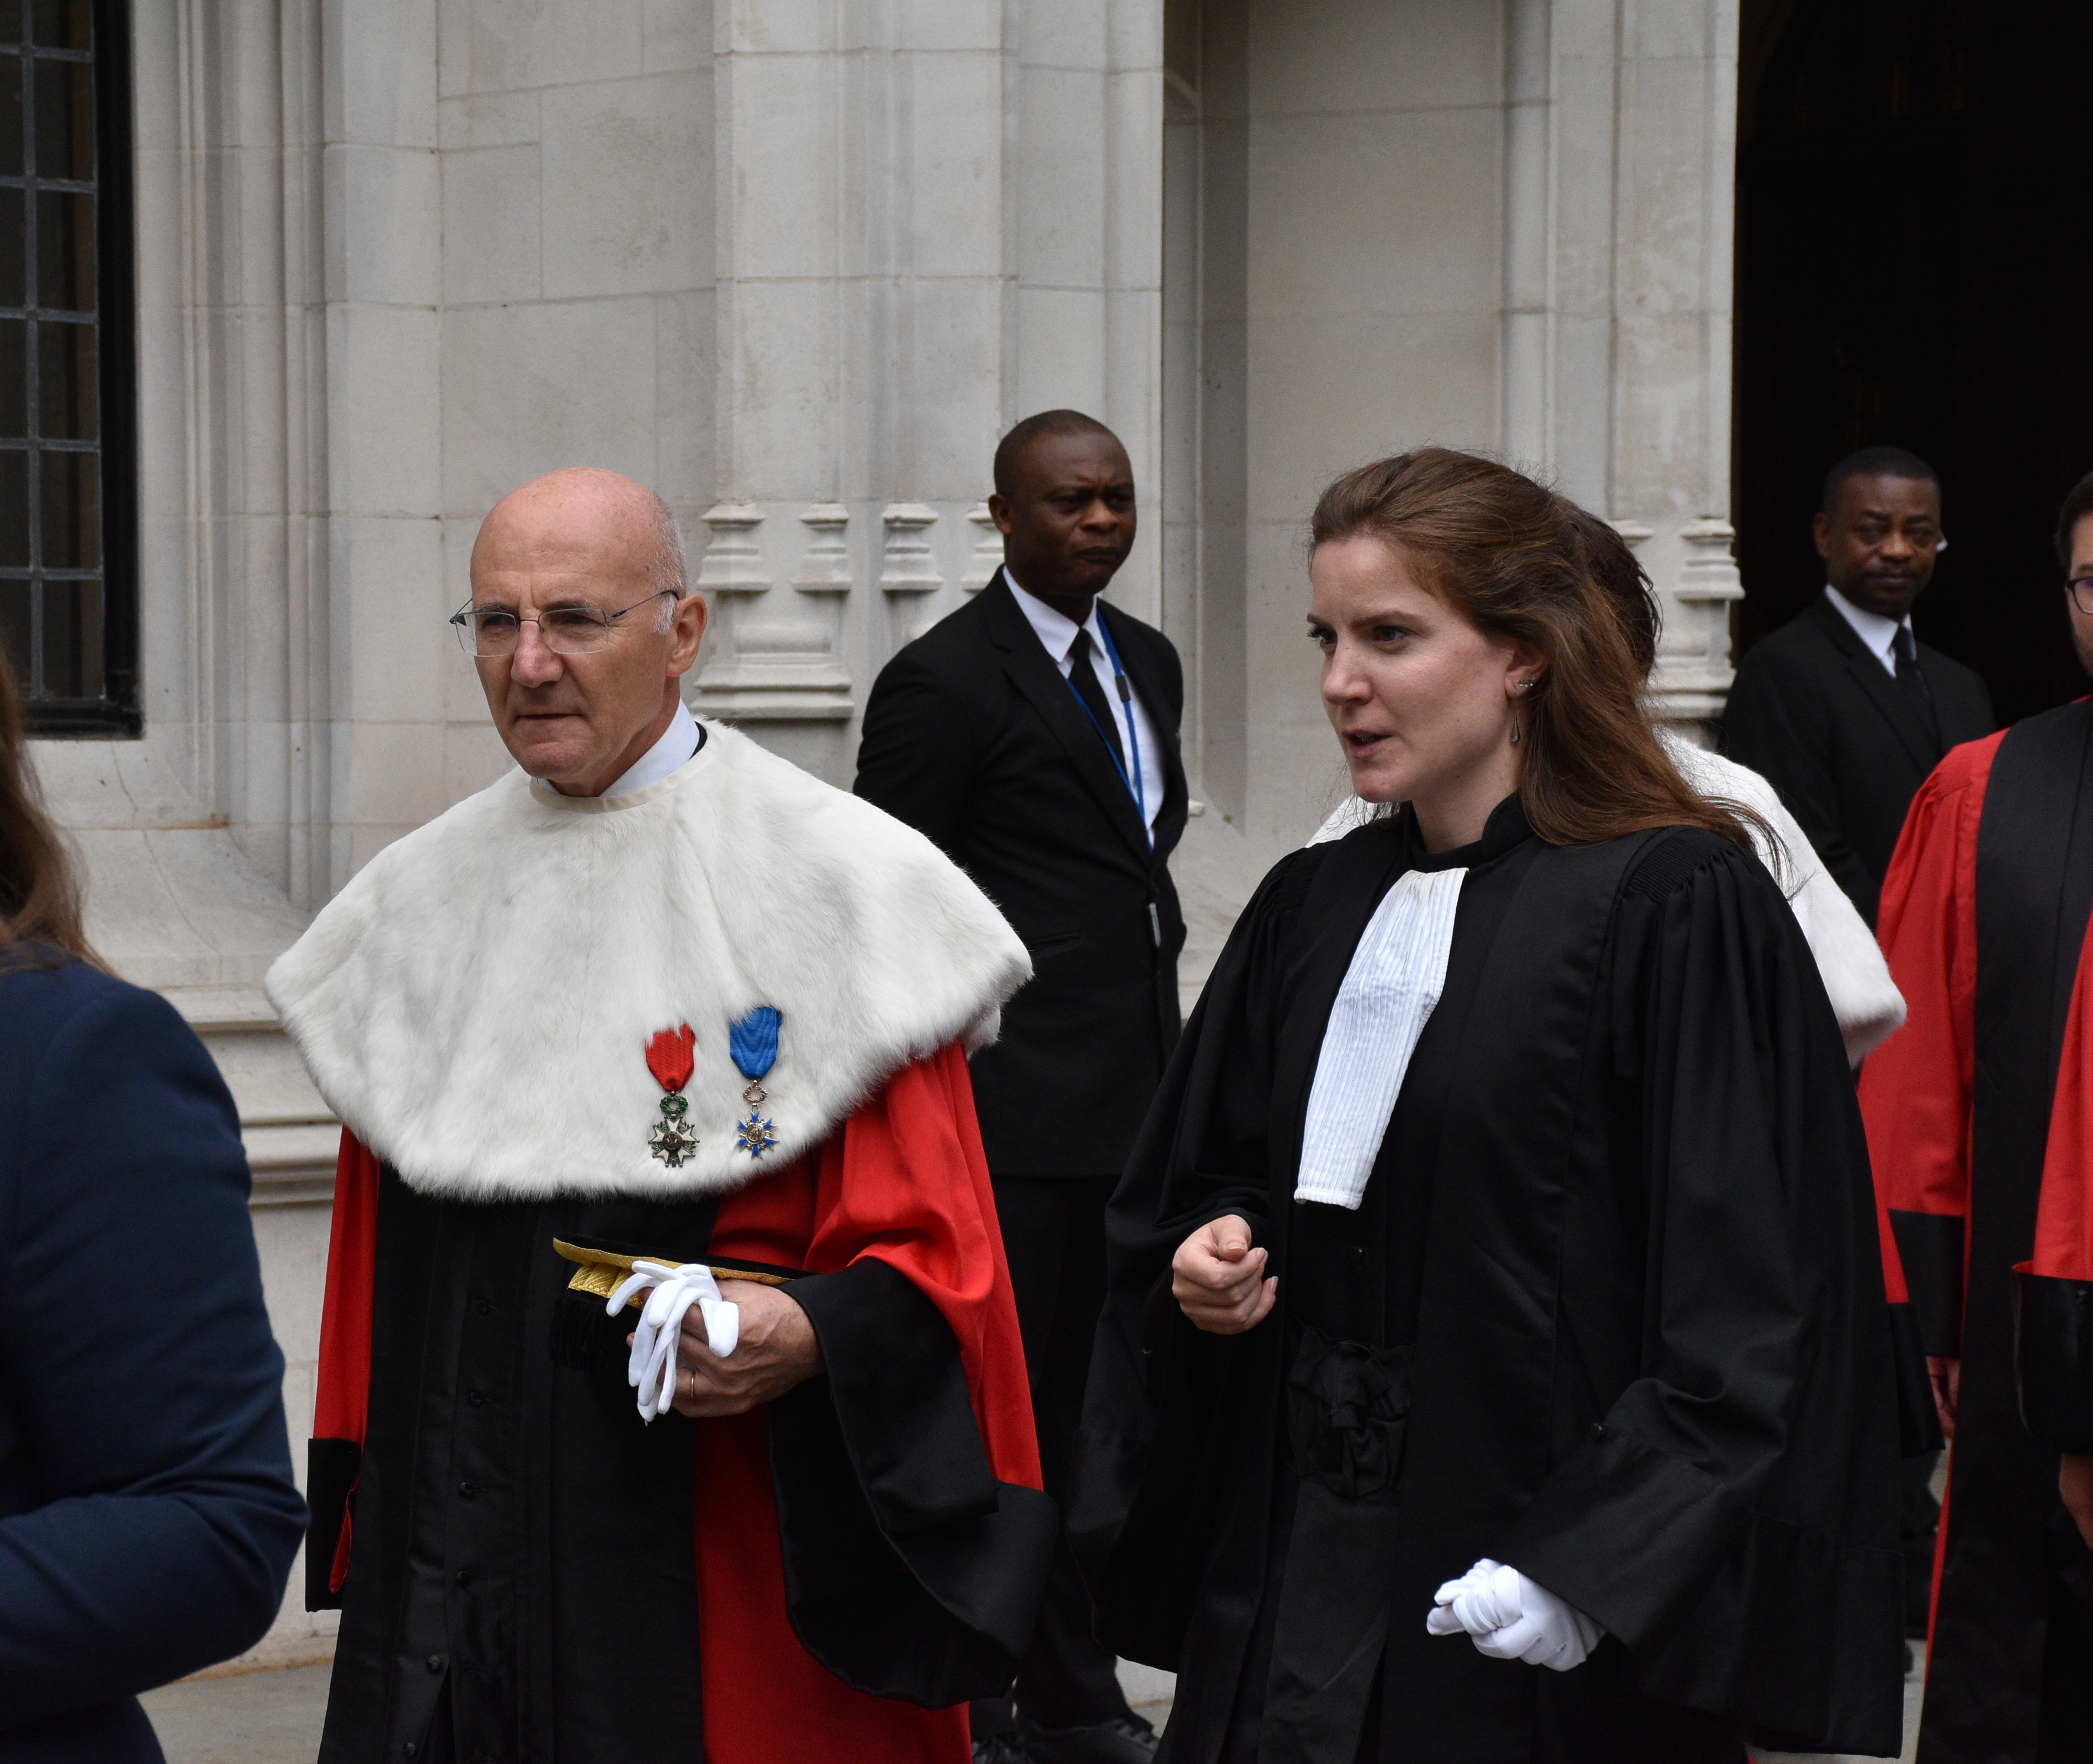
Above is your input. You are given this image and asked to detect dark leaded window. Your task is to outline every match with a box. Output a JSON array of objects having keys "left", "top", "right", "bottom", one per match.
[{"left": 0, "top": 0, "right": 134, "bottom": 733}]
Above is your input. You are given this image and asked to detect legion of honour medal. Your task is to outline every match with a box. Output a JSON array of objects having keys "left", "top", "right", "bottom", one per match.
[
  {"left": 730, "top": 1006, "right": 781, "bottom": 1158},
  {"left": 645, "top": 1023, "right": 699, "bottom": 1166}
]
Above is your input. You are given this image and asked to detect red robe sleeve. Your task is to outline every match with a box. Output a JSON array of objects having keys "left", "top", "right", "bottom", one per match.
[
  {"left": 692, "top": 1043, "right": 1051, "bottom": 1763},
  {"left": 800, "top": 1040, "right": 1042, "bottom": 1486},
  {"left": 308, "top": 1128, "right": 381, "bottom": 1608},
  {"left": 1858, "top": 732, "right": 2004, "bottom": 1355}
]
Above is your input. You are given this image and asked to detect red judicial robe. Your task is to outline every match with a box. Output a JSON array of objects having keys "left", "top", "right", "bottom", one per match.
[
  {"left": 1859, "top": 703, "right": 2093, "bottom": 1763},
  {"left": 309, "top": 1043, "right": 1051, "bottom": 1764}
]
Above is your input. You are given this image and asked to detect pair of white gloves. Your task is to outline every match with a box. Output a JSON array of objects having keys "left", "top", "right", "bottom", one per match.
[
  {"left": 1426, "top": 1559, "right": 1604, "bottom": 1672},
  {"left": 608, "top": 1259, "right": 741, "bottom": 1422}
]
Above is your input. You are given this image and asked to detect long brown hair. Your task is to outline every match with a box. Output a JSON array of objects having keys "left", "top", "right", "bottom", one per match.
[
  {"left": 1310, "top": 448, "right": 1758, "bottom": 854},
  {"left": 0, "top": 642, "right": 96, "bottom": 966}
]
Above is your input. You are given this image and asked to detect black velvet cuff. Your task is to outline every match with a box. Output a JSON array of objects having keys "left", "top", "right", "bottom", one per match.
[
  {"left": 790, "top": 1258, "right": 1000, "bottom": 1534},
  {"left": 1890, "top": 1210, "right": 1964, "bottom": 1356},
  {"left": 305, "top": 1436, "right": 361, "bottom": 1611},
  {"left": 2014, "top": 1269, "right": 2093, "bottom": 1454},
  {"left": 769, "top": 1258, "right": 1057, "bottom": 1705},
  {"left": 1494, "top": 1424, "right": 1735, "bottom": 1649}
]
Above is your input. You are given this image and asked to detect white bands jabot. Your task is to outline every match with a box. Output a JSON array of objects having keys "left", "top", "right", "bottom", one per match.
[
  {"left": 607, "top": 1260, "right": 742, "bottom": 1423},
  {"left": 1426, "top": 1558, "right": 1604, "bottom": 1672},
  {"left": 1294, "top": 864, "right": 1467, "bottom": 1210}
]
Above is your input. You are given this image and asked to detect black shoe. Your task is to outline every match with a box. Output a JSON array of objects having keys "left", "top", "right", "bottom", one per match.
[
  {"left": 1016, "top": 1712, "right": 1160, "bottom": 1763},
  {"left": 974, "top": 1736, "right": 1036, "bottom": 1764}
]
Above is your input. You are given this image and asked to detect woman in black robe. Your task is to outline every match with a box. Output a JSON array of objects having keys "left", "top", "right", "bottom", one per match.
[{"left": 1073, "top": 450, "right": 1904, "bottom": 1763}]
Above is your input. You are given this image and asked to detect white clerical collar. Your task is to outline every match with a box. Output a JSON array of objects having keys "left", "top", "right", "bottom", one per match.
[
  {"left": 1824, "top": 585, "right": 1911, "bottom": 678},
  {"left": 1295, "top": 866, "right": 1468, "bottom": 1210},
  {"left": 1006, "top": 570, "right": 1110, "bottom": 670},
  {"left": 597, "top": 700, "right": 702, "bottom": 797}
]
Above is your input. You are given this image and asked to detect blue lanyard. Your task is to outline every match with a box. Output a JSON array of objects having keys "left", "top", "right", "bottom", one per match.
[{"left": 1064, "top": 616, "right": 1151, "bottom": 849}]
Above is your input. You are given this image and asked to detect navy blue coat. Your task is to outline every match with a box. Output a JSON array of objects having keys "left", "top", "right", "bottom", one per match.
[{"left": 0, "top": 954, "right": 304, "bottom": 1762}]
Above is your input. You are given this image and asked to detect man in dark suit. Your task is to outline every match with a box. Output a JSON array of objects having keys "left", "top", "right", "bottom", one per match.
[
  {"left": 1722, "top": 443, "right": 1994, "bottom": 1655},
  {"left": 856, "top": 410, "right": 1185, "bottom": 1764},
  {"left": 1724, "top": 445, "right": 1995, "bottom": 927}
]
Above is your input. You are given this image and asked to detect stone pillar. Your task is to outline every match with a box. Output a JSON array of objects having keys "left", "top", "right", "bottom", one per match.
[
  {"left": 1509, "top": 0, "right": 1744, "bottom": 735},
  {"left": 690, "top": 0, "right": 1164, "bottom": 784},
  {"left": 1608, "top": 1, "right": 1742, "bottom": 732},
  {"left": 322, "top": 0, "right": 445, "bottom": 882}
]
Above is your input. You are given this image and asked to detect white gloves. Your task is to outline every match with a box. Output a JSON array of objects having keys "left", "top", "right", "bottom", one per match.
[
  {"left": 1426, "top": 1558, "right": 1604, "bottom": 1672},
  {"left": 607, "top": 1260, "right": 741, "bottom": 1422}
]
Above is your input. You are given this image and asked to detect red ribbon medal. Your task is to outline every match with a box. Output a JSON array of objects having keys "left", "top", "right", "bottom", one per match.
[{"left": 645, "top": 1024, "right": 699, "bottom": 1167}]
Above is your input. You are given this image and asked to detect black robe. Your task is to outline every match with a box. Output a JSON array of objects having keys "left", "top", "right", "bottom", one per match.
[{"left": 1073, "top": 800, "right": 1904, "bottom": 1763}]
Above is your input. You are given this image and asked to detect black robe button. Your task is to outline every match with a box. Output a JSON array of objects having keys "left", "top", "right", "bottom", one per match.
[
  {"left": 468, "top": 1389, "right": 486, "bottom": 1407},
  {"left": 1590, "top": 1422, "right": 1607, "bottom": 1443},
  {"left": 402, "top": 1745, "right": 417, "bottom": 1760},
  {"left": 458, "top": 1481, "right": 476, "bottom": 1499},
  {"left": 475, "top": 1297, "right": 493, "bottom": 1317},
  {"left": 427, "top": 1654, "right": 445, "bottom": 1673},
  {"left": 455, "top": 1568, "right": 472, "bottom": 1586}
]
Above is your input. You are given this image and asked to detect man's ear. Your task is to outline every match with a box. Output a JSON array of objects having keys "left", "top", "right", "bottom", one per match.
[
  {"left": 988, "top": 492, "right": 1014, "bottom": 538},
  {"left": 1812, "top": 511, "right": 1834, "bottom": 562},
  {"left": 666, "top": 593, "right": 709, "bottom": 680}
]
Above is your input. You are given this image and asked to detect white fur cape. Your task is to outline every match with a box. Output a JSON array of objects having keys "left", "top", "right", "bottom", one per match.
[
  {"left": 265, "top": 723, "right": 1031, "bottom": 1202},
  {"left": 1306, "top": 730, "right": 1907, "bottom": 1065}
]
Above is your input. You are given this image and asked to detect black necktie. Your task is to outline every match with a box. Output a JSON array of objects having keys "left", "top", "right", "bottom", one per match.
[
  {"left": 1893, "top": 624, "right": 1943, "bottom": 748},
  {"left": 1892, "top": 624, "right": 1931, "bottom": 699},
  {"left": 1067, "top": 635, "right": 1127, "bottom": 773}
]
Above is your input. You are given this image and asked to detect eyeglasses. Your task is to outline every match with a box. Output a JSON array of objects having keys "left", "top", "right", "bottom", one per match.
[
  {"left": 449, "top": 590, "right": 675, "bottom": 657},
  {"left": 2071, "top": 580, "right": 2093, "bottom": 615}
]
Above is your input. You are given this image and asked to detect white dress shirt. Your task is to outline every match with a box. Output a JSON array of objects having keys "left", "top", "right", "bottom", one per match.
[
  {"left": 602, "top": 699, "right": 703, "bottom": 797},
  {"left": 1006, "top": 573, "right": 1164, "bottom": 834},
  {"left": 1824, "top": 584, "right": 1913, "bottom": 679}
]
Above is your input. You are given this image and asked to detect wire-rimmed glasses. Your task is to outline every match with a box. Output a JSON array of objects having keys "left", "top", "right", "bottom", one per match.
[
  {"left": 2071, "top": 578, "right": 2093, "bottom": 616},
  {"left": 449, "top": 590, "right": 675, "bottom": 657}
]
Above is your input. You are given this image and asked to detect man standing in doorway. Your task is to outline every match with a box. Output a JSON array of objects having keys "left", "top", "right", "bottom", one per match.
[
  {"left": 1724, "top": 445, "right": 1994, "bottom": 1653},
  {"left": 856, "top": 412, "right": 1188, "bottom": 1764},
  {"left": 1861, "top": 469, "right": 2093, "bottom": 1762},
  {"left": 1723, "top": 445, "right": 1994, "bottom": 928}
]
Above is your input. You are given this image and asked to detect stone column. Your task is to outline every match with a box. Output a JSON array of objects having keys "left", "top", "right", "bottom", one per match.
[
  {"left": 322, "top": 0, "right": 445, "bottom": 878},
  {"left": 690, "top": 0, "right": 1164, "bottom": 784},
  {"left": 1511, "top": 0, "right": 1744, "bottom": 735},
  {"left": 1607, "top": 0, "right": 1742, "bottom": 731}
]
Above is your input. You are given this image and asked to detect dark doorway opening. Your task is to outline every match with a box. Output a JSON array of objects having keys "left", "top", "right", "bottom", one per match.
[{"left": 1735, "top": 0, "right": 2093, "bottom": 727}]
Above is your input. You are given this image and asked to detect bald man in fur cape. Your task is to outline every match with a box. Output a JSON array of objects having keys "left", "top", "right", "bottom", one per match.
[{"left": 270, "top": 470, "right": 1053, "bottom": 1764}]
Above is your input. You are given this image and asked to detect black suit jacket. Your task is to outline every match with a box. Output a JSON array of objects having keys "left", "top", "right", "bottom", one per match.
[
  {"left": 855, "top": 570, "right": 1189, "bottom": 1177},
  {"left": 1721, "top": 592, "right": 1995, "bottom": 926}
]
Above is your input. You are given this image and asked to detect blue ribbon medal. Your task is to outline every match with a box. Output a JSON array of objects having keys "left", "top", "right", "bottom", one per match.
[{"left": 730, "top": 1007, "right": 781, "bottom": 1158}]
